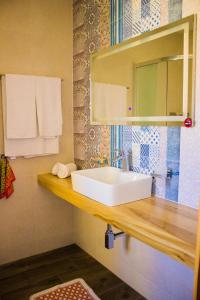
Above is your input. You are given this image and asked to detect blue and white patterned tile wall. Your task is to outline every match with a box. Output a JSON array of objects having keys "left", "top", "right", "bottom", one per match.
[
  {"left": 123, "top": 126, "right": 160, "bottom": 174},
  {"left": 123, "top": 0, "right": 160, "bottom": 39},
  {"left": 165, "top": 127, "right": 181, "bottom": 200},
  {"left": 168, "top": 0, "right": 182, "bottom": 22},
  {"left": 111, "top": 0, "right": 182, "bottom": 202}
]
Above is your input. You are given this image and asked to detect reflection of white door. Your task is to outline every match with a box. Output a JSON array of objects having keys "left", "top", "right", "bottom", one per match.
[
  {"left": 135, "top": 61, "right": 167, "bottom": 117},
  {"left": 167, "top": 60, "right": 183, "bottom": 116},
  {"left": 135, "top": 60, "right": 183, "bottom": 117}
]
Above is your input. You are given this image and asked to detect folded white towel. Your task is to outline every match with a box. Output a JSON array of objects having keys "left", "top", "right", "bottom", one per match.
[
  {"left": 4, "top": 74, "right": 37, "bottom": 139},
  {"left": 36, "top": 76, "right": 62, "bottom": 138},
  {"left": 2, "top": 75, "right": 60, "bottom": 157},
  {"left": 52, "top": 162, "right": 63, "bottom": 175},
  {"left": 57, "top": 164, "right": 69, "bottom": 179},
  {"left": 52, "top": 162, "right": 77, "bottom": 178},
  {"left": 3, "top": 137, "right": 59, "bottom": 157},
  {"left": 93, "top": 82, "right": 127, "bottom": 120}
]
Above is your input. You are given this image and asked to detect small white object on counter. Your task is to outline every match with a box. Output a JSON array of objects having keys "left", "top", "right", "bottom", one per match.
[{"left": 52, "top": 162, "right": 77, "bottom": 178}]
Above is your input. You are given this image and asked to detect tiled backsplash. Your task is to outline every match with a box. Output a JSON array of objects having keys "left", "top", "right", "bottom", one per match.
[
  {"left": 73, "top": 0, "right": 183, "bottom": 202},
  {"left": 111, "top": 0, "right": 182, "bottom": 201},
  {"left": 73, "top": 0, "right": 111, "bottom": 170},
  {"left": 123, "top": 126, "right": 160, "bottom": 174},
  {"left": 168, "top": 0, "right": 182, "bottom": 22},
  {"left": 165, "top": 127, "right": 180, "bottom": 200},
  {"left": 121, "top": 125, "right": 181, "bottom": 201}
]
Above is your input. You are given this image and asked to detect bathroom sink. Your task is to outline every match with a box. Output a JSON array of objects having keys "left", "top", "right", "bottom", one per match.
[{"left": 71, "top": 167, "right": 152, "bottom": 206}]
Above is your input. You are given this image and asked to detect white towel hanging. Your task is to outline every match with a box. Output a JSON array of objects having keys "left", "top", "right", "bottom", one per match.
[
  {"left": 36, "top": 76, "right": 62, "bottom": 138},
  {"left": 4, "top": 74, "right": 37, "bottom": 139},
  {"left": 1, "top": 75, "right": 61, "bottom": 158}
]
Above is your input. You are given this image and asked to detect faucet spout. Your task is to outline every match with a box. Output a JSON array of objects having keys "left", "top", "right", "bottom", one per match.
[{"left": 112, "top": 149, "right": 128, "bottom": 171}]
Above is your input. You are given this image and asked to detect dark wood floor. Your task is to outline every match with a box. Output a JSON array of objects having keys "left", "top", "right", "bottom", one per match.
[{"left": 0, "top": 244, "right": 145, "bottom": 300}]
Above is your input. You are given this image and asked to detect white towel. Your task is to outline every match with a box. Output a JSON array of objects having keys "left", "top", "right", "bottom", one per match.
[
  {"left": 52, "top": 162, "right": 77, "bottom": 178},
  {"left": 36, "top": 76, "right": 62, "bottom": 138},
  {"left": 4, "top": 74, "right": 37, "bottom": 139},
  {"left": 52, "top": 162, "right": 63, "bottom": 175},
  {"left": 93, "top": 82, "right": 127, "bottom": 121},
  {"left": 2, "top": 76, "right": 59, "bottom": 157},
  {"left": 3, "top": 137, "right": 59, "bottom": 157}
]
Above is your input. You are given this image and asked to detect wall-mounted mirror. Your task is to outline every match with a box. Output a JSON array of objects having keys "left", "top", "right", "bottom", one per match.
[{"left": 90, "top": 15, "right": 196, "bottom": 126}]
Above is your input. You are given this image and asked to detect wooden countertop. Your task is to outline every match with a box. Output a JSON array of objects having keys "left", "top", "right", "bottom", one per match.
[{"left": 38, "top": 173, "right": 198, "bottom": 268}]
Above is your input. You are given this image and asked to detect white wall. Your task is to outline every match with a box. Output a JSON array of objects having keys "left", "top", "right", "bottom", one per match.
[{"left": 179, "top": 0, "right": 200, "bottom": 208}]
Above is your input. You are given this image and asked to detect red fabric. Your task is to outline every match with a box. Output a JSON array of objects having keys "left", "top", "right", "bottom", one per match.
[
  {"left": 0, "top": 157, "right": 15, "bottom": 200},
  {"left": 5, "top": 164, "right": 16, "bottom": 198}
]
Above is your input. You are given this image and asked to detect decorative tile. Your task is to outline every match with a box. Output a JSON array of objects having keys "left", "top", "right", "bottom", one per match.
[
  {"left": 140, "top": 126, "right": 150, "bottom": 132},
  {"left": 149, "top": 144, "right": 159, "bottom": 158},
  {"left": 154, "top": 177, "right": 166, "bottom": 198},
  {"left": 73, "top": 0, "right": 184, "bottom": 203},
  {"left": 132, "top": 0, "right": 142, "bottom": 36},
  {"left": 140, "top": 0, "right": 160, "bottom": 32},
  {"left": 149, "top": 155, "right": 159, "bottom": 173},
  {"left": 140, "top": 127, "right": 160, "bottom": 145},
  {"left": 123, "top": 126, "right": 132, "bottom": 141},
  {"left": 141, "top": 0, "right": 150, "bottom": 19},
  {"left": 132, "top": 142, "right": 140, "bottom": 168},
  {"left": 165, "top": 173, "right": 179, "bottom": 202},
  {"left": 167, "top": 127, "right": 180, "bottom": 162},
  {"left": 168, "top": 0, "right": 182, "bottom": 22},
  {"left": 165, "top": 127, "right": 180, "bottom": 201},
  {"left": 123, "top": 0, "right": 133, "bottom": 40},
  {"left": 132, "top": 130, "right": 141, "bottom": 144},
  {"left": 88, "top": 127, "right": 96, "bottom": 141},
  {"left": 127, "top": 155, "right": 133, "bottom": 171},
  {"left": 73, "top": 2, "right": 87, "bottom": 29},
  {"left": 167, "top": 144, "right": 180, "bottom": 163},
  {"left": 132, "top": 143, "right": 140, "bottom": 157},
  {"left": 150, "top": 0, "right": 160, "bottom": 28},
  {"left": 73, "top": 0, "right": 111, "bottom": 168},
  {"left": 140, "top": 156, "right": 149, "bottom": 170},
  {"left": 132, "top": 166, "right": 141, "bottom": 173},
  {"left": 99, "top": 0, "right": 110, "bottom": 48},
  {"left": 99, "top": 125, "right": 110, "bottom": 161},
  {"left": 148, "top": 143, "right": 160, "bottom": 173},
  {"left": 73, "top": 57, "right": 87, "bottom": 81},
  {"left": 73, "top": 84, "right": 87, "bottom": 107},
  {"left": 123, "top": 0, "right": 142, "bottom": 39},
  {"left": 140, "top": 144, "right": 149, "bottom": 157},
  {"left": 132, "top": 156, "right": 140, "bottom": 168}
]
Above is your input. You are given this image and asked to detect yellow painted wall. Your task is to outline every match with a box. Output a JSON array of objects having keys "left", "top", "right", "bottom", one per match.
[{"left": 0, "top": 0, "right": 74, "bottom": 264}]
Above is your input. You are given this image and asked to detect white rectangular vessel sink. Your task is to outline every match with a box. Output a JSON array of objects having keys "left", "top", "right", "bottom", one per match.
[{"left": 71, "top": 167, "right": 152, "bottom": 206}]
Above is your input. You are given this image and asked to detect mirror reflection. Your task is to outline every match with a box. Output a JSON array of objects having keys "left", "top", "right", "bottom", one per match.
[{"left": 91, "top": 16, "right": 195, "bottom": 125}]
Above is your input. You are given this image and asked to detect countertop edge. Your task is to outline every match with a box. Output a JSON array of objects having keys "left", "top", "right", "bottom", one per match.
[{"left": 38, "top": 173, "right": 197, "bottom": 268}]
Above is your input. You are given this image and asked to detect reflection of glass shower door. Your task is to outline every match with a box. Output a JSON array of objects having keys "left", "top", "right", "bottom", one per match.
[
  {"left": 134, "top": 61, "right": 167, "bottom": 116},
  {"left": 167, "top": 60, "right": 183, "bottom": 116}
]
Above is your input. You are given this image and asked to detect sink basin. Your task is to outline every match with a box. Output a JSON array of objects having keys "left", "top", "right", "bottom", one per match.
[{"left": 71, "top": 167, "right": 152, "bottom": 206}]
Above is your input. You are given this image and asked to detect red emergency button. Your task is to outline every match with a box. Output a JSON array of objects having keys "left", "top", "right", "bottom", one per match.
[{"left": 184, "top": 118, "right": 192, "bottom": 128}]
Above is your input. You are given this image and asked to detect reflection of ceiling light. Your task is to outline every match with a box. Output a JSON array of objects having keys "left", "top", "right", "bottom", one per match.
[{"left": 161, "top": 54, "right": 193, "bottom": 61}]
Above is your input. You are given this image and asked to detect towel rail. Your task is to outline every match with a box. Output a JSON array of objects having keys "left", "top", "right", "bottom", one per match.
[{"left": 0, "top": 74, "right": 64, "bottom": 81}]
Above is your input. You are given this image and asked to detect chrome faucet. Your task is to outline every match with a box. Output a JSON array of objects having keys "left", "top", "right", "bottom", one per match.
[
  {"left": 112, "top": 149, "right": 128, "bottom": 171},
  {"left": 93, "top": 156, "right": 108, "bottom": 167},
  {"left": 151, "top": 168, "right": 173, "bottom": 180}
]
